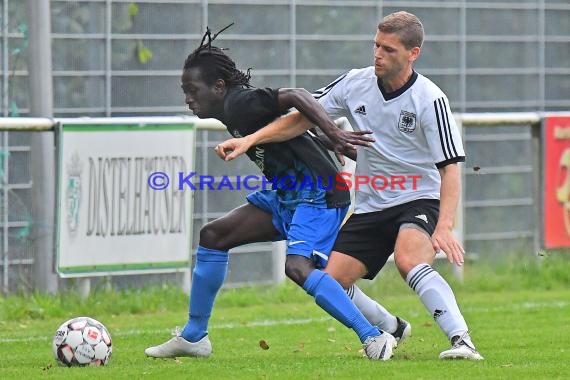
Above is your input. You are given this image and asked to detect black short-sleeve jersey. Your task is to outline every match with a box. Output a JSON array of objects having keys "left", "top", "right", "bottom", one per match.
[{"left": 222, "top": 86, "right": 349, "bottom": 209}]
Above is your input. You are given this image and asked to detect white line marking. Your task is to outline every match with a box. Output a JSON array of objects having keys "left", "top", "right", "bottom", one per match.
[
  {"left": 1, "top": 300, "right": 567, "bottom": 343},
  {"left": 0, "top": 316, "right": 331, "bottom": 343}
]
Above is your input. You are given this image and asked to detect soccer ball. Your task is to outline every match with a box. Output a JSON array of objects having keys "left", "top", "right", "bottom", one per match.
[{"left": 52, "top": 316, "right": 112, "bottom": 366}]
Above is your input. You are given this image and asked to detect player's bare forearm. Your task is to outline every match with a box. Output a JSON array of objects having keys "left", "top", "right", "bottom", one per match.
[
  {"left": 278, "top": 88, "right": 342, "bottom": 139},
  {"left": 437, "top": 164, "right": 460, "bottom": 230},
  {"left": 215, "top": 136, "right": 252, "bottom": 161},
  {"left": 250, "top": 111, "right": 312, "bottom": 145},
  {"left": 215, "top": 112, "right": 310, "bottom": 161},
  {"left": 433, "top": 163, "right": 465, "bottom": 265},
  {"left": 278, "top": 88, "right": 374, "bottom": 154},
  {"left": 315, "top": 133, "right": 357, "bottom": 161}
]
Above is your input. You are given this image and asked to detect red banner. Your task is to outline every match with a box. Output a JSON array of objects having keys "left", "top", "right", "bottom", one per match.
[{"left": 544, "top": 116, "right": 570, "bottom": 248}]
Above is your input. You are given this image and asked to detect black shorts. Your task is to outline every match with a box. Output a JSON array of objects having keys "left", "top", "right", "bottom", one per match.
[{"left": 332, "top": 199, "right": 439, "bottom": 279}]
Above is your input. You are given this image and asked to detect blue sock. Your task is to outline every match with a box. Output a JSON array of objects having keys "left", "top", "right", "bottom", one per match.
[
  {"left": 181, "top": 246, "right": 229, "bottom": 342},
  {"left": 303, "top": 269, "right": 380, "bottom": 343}
]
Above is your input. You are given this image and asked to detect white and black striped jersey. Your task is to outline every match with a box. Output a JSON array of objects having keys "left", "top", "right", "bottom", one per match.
[{"left": 314, "top": 67, "right": 465, "bottom": 213}]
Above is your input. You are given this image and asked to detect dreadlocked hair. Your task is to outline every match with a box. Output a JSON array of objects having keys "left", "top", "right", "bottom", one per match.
[{"left": 183, "top": 23, "right": 252, "bottom": 88}]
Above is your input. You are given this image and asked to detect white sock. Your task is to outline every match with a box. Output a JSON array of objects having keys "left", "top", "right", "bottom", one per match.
[
  {"left": 406, "top": 263, "right": 468, "bottom": 340},
  {"left": 346, "top": 284, "right": 398, "bottom": 333}
]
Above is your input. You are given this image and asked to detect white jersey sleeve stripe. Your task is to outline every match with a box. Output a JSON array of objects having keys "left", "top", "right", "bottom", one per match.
[
  {"left": 438, "top": 98, "right": 453, "bottom": 158},
  {"left": 434, "top": 98, "right": 449, "bottom": 159},
  {"left": 313, "top": 73, "right": 348, "bottom": 100},
  {"left": 434, "top": 97, "right": 458, "bottom": 159},
  {"left": 440, "top": 99, "right": 459, "bottom": 157}
]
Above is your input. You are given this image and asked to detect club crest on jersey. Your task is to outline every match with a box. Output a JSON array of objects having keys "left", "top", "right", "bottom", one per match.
[{"left": 398, "top": 110, "right": 417, "bottom": 134}]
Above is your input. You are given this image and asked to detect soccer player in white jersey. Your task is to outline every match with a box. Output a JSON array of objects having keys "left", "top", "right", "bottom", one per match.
[{"left": 216, "top": 11, "right": 483, "bottom": 360}]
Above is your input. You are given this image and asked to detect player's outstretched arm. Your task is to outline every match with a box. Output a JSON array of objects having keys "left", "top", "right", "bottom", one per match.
[
  {"left": 216, "top": 88, "right": 374, "bottom": 162},
  {"left": 310, "top": 132, "right": 357, "bottom": 163},
  {"left": 278, "top": 88, "right": 374, "bottom": 158},
  {"left": 215, "top": 112, "right": 309, "bottom": 161}
]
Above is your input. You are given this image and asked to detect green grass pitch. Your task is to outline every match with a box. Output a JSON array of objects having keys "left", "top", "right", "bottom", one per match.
[{"left": 1, "top": 256, "right": 569, "bottom": 379}]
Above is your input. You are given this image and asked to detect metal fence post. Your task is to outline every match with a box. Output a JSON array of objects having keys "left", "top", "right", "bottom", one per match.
[
  {"left": 532, "top": 118, "right": 544, "bottom": 256},
  {"left": 26, "top": 0, "right": 58, "bottom": 293}
]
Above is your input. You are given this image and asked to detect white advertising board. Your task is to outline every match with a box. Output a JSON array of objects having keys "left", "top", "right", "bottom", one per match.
[{"left": 56, "top": 119, "right": 195, "bottom": 277}]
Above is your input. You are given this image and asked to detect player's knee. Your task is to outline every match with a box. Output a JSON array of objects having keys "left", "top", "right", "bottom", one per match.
[
  {"left": 199, "top": 222, "right": 225, "bottom": 250},
  {"left": 322, "top": 258, "right": 363, "bottom": 288},
  {"left": 393, "top": 252, "right": 415, "bottom": 278},
  {"left": 284, "top": 255, "right": 312, "bottom": 286},
  {"left": 284, "top": 264, "right": 305, "bottom": 287},
  {"left": 325, "top": 271, "right": 354, "bottom": 289}
]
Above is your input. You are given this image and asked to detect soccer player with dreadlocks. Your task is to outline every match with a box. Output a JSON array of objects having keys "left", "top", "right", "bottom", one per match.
[
  {"left": 216, "top": 12, "right": 484, "bottom": 361},
  {"left": 144, "top": 25, "right": 402, "bottom": 361}
]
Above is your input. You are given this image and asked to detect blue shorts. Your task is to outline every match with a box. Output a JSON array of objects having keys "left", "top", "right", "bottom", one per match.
[{"left": 247, "top": 190, "right": 349, "bottom": 269}]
